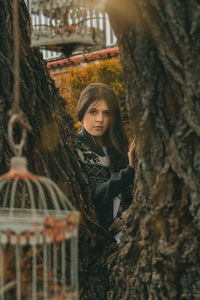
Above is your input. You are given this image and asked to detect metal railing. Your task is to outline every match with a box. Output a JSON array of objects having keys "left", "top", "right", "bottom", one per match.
[{"left": 24, "top": 0, "right": 117, "bottom": 60}]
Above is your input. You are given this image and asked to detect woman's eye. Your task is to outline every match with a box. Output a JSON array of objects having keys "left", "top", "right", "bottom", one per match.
[
  {"left": 103, "top": 111, "right": 110, "bottom": 116},
  {"left": 89, "top": 110, "right": 96, "bottom": 115}
]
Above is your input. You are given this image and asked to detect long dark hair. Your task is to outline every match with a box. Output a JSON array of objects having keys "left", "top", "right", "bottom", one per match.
[{"left": 77, "top": 83, "right": 129, "bottom": 170}]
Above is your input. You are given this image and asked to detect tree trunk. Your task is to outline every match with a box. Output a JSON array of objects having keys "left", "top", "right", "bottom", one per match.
[
  {"left": 0, "top": 1, "right": 114, "bottom": 298},
  {"left": 104, "top": 0, "right": 200, "bottom": 299}
]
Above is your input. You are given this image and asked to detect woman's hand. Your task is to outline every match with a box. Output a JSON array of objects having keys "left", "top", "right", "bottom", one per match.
[
  {"left": 128, "top": 140, "right": 135, "bottom": 168},
  {"left": 108, "top": 217, "right": 123, "bottom": 234}
]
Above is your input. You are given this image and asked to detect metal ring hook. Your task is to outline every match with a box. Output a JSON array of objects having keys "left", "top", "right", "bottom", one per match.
[{"left": 8, "top": 114, "right": 27, "bottom": 156}]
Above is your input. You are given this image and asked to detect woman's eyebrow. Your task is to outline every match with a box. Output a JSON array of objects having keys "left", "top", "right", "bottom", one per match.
[{"left": 88, "top": 107, "right": 110, "bottom": 112}]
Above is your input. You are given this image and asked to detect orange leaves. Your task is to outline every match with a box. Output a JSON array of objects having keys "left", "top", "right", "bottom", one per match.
[
  {"left": 51, "top": 58, "right": 130, "bottom": 134},
  {"left": 51, "top": 57, "right": 134, "bottom": 140}
]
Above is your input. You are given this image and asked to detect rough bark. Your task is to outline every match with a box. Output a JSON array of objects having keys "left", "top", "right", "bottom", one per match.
[{"left": 104, "top": 0, "right": 200, "bottom": 299}]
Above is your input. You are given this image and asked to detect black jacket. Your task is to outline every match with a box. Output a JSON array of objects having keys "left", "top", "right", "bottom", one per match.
[{"left": 74, "top": 127, "right": 134, "bottom": 229}]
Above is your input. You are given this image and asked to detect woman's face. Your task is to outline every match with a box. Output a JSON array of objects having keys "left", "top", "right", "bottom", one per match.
[{"left": 82, "top": 100, "right": 111, "bottom": 139}]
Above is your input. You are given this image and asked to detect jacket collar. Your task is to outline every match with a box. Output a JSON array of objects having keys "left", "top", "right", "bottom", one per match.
[{"left": 77, "top": 127, "right": 105, "bottom": 157}]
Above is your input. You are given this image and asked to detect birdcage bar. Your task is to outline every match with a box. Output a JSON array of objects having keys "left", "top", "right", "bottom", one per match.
[
  {"left": 0, "top": 243, "right": 4, "bottom": 300},
  {"left": 71, "top": 236, "right": 78, "bottom": 288},
  {"left": 16, "top": 244, "right": 21, "bottom": 300},
  {"left": 32, "top": 242, "right": 37, "bottom": 300},
  {"left": 10, "top": 180, "right": 18, "bottom": 210},
  {"left": 2, "top": 181, "right": 10, "bottom": 207},
  {"left": 43, "top": 243, "right": 48, "bottom": 298},
  {"left": 53, "top": 243, "right": 57, "bottom": 296},
  {"left": 61, "top": 240, "right": 66, "bottom": 292}
]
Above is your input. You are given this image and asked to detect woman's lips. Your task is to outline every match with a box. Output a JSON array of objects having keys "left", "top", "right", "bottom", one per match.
[{"left": 94, "top": 126, "right": 104, "bottom": 130}]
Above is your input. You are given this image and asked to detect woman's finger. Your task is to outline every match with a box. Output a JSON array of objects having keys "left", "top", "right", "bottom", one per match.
[{"left": 129, "top": 140, "right": 135, "bottom": 150}]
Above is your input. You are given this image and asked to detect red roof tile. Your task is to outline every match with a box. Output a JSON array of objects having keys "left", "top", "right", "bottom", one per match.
[{"left": 47, "top": 47, "right": 119, "bottom": 70}]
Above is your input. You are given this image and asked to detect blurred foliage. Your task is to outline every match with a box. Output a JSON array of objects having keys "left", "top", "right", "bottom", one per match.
[{"left": 51, "top": 58, "right": 133, "bottom": 140}]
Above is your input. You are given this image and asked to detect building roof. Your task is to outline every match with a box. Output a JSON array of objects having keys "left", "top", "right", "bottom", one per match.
[{"left": 47, "top": 47, "right": 119, "bottom": 71}]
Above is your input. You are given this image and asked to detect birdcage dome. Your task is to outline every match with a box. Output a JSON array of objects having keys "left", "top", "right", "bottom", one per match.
[
  {"left": 0, "top": 155, "right": 74, "bottom": 211},
  {"left": 30, "top": 0, "right": 104, "bottom": 55}
]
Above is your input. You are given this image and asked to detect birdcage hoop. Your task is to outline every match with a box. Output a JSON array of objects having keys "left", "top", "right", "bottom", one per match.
[
  {"left": 0, "top": 208, "right": 79, "bottom": 245},
  {"left": 8, "top": 114, "right": 27, "bottom": 156}
]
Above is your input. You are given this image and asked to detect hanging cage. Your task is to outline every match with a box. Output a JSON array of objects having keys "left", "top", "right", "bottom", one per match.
[
  {"left": 30, "top": 0, "right": 104, "bottom": 55},
  {"left": 0, "top": 115, "right": 79, "bottom": 300}
]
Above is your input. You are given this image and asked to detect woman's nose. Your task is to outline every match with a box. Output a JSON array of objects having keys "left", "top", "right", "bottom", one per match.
[{"left": 96, "top": 113, "right": 103, "bottom": 122}]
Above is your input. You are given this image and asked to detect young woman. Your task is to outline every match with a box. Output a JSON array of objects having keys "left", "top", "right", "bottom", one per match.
[{"left": 75, "top": 83, "right": 135, "bottom": 242}]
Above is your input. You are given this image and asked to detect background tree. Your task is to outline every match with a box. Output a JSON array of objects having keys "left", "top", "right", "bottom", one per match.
[{"left": 0, "top": 0, "right": 113, "bottom": 298}]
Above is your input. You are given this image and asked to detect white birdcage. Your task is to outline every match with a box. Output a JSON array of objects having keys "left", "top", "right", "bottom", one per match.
[
  {"left": 30, "top": 0, "right": 104, "bottom": 55},
  {"left": 0, "top": 115, "right": 79, "bottom": 300}
]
